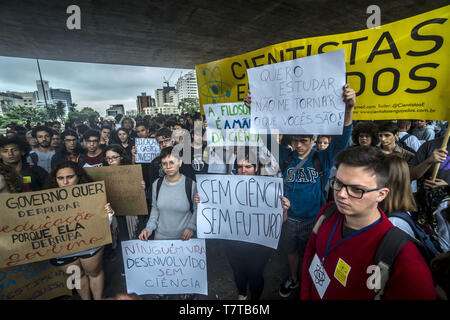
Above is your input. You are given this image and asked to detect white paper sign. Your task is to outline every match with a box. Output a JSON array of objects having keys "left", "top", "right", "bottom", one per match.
[
  {"left": 308, "top": 254, "right": 330, "bottom": 299},
  {"left": 135, "top": 138, "right": 160, "bottom": 163},
  {"left": 204, "top": 102, "right": 262, "bottom": 146},
  {"left": 247, "top": 49, "right": 346, "bottom": 135},
  {"left": 196, "top": 174, "right": 284, "bottom": 249},
  {"left": 121, "top": 239, "right": 208, "bottom": 295}
]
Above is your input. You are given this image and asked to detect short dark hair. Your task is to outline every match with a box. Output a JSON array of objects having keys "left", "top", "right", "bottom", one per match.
[
  {"left": 334, "top": 146, "right": 389, "bottom": 188},
  {"left": 82, "top": 129, "right": 101, "bottom": 141},
  {"left": 0, "top": 134, "right": 30, "bottom": 154},
  {"left": 32, "top": 126, "right": 52, "bottom": 138},
  {"left": 61, "top": 130, "right": 79, "bottom": 141},
  {"left": 159, "top": 146, "right": 181, "bottom": 162},
  {"left": 135, "top": 121, "right": 148, "bottom": 129},
  {"left": 101, "top": 125, "right": 112, "bottom": 131},
  {"left": 377, "top": 122, "right": 399, "bottom": 135},
  {"left": 156, "top": 127, "right": 172, "bottom": 140}
]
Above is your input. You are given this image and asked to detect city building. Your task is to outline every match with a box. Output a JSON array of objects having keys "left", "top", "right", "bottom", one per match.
[
  {"left": 176, "top": 70, "right": 198, "bottom": 101},
  {"left": 106, "top": 104, "right": 125, "bottom": 117},
  {"left": 6, "top": 91, "right": 36, "bottom": 108},
  {"left": 136, "top": 92, "right": 155, "bottom": 115},
  {"left": 35, "top": 80, "right": 72, "bottom": 114},
  {"left": 50, "top": 88, "right": 73, "bottom": 113},
  {"left": 0, "top": 92, "right": 25, "bottom": 115}
]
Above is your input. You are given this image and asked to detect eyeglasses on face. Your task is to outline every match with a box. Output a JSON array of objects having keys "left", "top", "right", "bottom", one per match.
[
  {"left": 157, "top": 138, "right": 172, "bottom": 145},
  {"left": 105, "top": 155, "right": 121, "bottom": 162},
  {"left": 330, "top": 177, "right": 381, "bottom": 199}
]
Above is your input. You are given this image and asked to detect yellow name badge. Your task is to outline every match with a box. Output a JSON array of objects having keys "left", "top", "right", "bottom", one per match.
[
  {"left": 334, "top": 258, "right": 351, "bottom": 287},
  {"left": 23, "top": 176, "right": 31, "bottom": 184}
]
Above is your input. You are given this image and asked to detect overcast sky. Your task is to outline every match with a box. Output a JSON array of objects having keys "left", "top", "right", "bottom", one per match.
[{"left": 0, "top": 55, "right": 193, "bottom": 115}]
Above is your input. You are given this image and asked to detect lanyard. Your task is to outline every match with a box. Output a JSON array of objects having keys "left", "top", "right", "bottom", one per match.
[{"left": 321, "top": 215, "right": 382, "bottom": 265}]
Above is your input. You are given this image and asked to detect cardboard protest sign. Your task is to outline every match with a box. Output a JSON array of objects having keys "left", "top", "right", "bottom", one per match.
[
  {"left": 196, "top": 174, "right": 284, "bottom": 249},
  {"left": 247, "top": 49, "right": 346, "bottom": 135},
  {"left": 135, "top": 138, "right": 160, "bottom": 163},
  {"left": 195, "top": 5, "right": 450, "bottom": 121},
  {"left": 0, "top": 260, "right": 72, "bottom": 300},
  {"left": 85, "top": 165, "right": 148, "bottom": 216},
  {"left": 0, "top": 182, "right": 112, "bottom": 268},
  {"left": 121, "top": 239, "right": 207, "bottom": 295},
  {"left": 204, "top": 102, "right": 262, "bottom": 146}
]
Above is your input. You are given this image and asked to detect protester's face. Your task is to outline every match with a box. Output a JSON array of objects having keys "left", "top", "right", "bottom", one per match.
[
  {"left": 136, "top": 126, "right": 149, "bottom": 138},
  {"left": 378, "top": 131, "right": 397, "bottom": 148},
  {"left": 317, "top": 137, "right": 330, "bottom": 150},
  {"left": 51, "top": 134, "right": 61, "bottom": 148},
  {"left": 118, "top": 130, "right": 129, "bottom": 143},
  {"left": 161, "top": 154, "right": 182, "bottom": 176},
  {"left": 358, "top": 133, "right": 372, "bottom": 147},
  {"left": 123, "top": 120, "right": 133, "bottom": 129},
  {"left": 84, "top": 136, "right": 100, "bottom": 152},
  {"left": 236, "top": 160, "right": 257, "bottom": 176},
  {"left": 51, "top": 124, "right": 61, "bottom": 133},
  {"left": 291, "top": 136, "right": 314, "bottom": 157},
  {"left": 64, "top": 135, "right": 78, "bottom": 152},
  {"left": 26, "top": 135, "right": 38, "bottom": 148},
  {"left": 415, "top": 120, "right": 426, "bottom": 128},
  {"left": 0, "top": 174, "right": 8, "bottom": 193},
  {"left": 0, "top": 144, "right": 24, "bottom": 165},
  {"left": 56, "top": 167, "right": 79, "bottom": 187},
  {"left": 334, "top": 164, "right": 388, "bottom": 218},
  {"left": 101, "top": 129, "right": 111, "bottom": 141},
  {"left": 105, "top": 150, "right": 122, "bottom": 166},
  {"left": 157, "top": 136, "right": 173, "bottom": 149},
  {"left": 36, "top": 130, "right": 51, "bottom": 148}
]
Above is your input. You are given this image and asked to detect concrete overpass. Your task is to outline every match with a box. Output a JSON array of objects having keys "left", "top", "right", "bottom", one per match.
[{"left": 0, "top": 0, "right": 448, "bottom": 68}]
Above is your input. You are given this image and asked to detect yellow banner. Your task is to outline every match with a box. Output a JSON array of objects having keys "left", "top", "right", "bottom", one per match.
[{"left": 196, "top": 6, "right": 450, "bottom": 121}]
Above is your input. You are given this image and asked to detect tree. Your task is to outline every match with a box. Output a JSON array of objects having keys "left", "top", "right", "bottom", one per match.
[
  {"left": 56, "top": 101, "right": 66, "bottom": 122},
  {"left": 179, "top": 98, "right": 200, "bottom": 115},
  {"left": 80, "top": 107, "right": 100, "bottom": 118},
  {"left": 0, "top": 105, "right": 48, "bottom": 126}
]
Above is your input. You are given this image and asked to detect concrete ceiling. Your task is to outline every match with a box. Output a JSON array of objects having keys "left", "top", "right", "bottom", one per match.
[{"left": 0, "top": 0, "right": 448, "bottom": 69}]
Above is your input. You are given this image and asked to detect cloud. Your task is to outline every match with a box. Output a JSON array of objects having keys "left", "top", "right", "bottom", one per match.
[{"left": 0, "top": 55, "right": 192, "bottom": 115}]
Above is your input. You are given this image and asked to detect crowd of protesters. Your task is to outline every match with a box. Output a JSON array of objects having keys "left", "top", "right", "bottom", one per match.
[{"left": 1, "top": 101, "right": 449, "bottom": 300}]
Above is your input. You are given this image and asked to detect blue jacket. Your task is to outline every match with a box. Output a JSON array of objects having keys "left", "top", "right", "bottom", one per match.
[{"left": 281, "top": 125, "right": 352, "bottom": 221}]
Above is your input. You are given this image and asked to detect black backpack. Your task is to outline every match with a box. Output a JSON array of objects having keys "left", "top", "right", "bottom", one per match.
[
  {"left": 396, "top": 134, "right": 417, "bottom": 154},
  {"left": 312, "top": 203, "right": 435, "bottom": 300},
  {"left": 155, "top": 175, "right": 194, "bottom": 214}
]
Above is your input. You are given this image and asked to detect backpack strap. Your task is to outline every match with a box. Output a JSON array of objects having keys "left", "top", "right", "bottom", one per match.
[
  {"left": 155, "top": 177, "right": 164, "bottom": 202},
  {"left": 373, "top": 227, "right": 411, "bottom": 300},
  {"left": 30, "top": 152, "right": 38, "bottom": 166},
  {"left": 312, "top": 203, "right": 337, "bottom": 235},
  {"left": 312, "top": 152, "right": 325, "bottom": 197},
  {"left": 185, "top": 176, "right": 194, "bottom": 214},
  {"left": 156, "top": 176, "right": 194, "bottom": 214},
  {"left": 398, "top": 133, "right": 411, "bottom": 144}
]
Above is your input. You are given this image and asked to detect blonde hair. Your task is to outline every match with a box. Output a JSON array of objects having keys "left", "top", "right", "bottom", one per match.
[{"left": 382, "top": 155, "right": 417, "bottom": 213}]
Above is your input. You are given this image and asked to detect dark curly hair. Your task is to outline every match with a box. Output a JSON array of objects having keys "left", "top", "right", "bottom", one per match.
[
  {"left": 0, "top": 162, "right": 23, "bottom": 193},
  {"left": 45, "top": 161, "right": 93, "bottom": 189},
  {"left": 351, "top": 121, "right": 379, "bottom": 146}
]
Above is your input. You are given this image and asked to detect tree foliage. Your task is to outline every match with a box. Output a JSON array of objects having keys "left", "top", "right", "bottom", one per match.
[{"left": 179, "top": 98, "right": 200, "bottom": 115}]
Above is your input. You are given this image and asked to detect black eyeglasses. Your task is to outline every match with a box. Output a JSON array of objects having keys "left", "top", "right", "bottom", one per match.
[{"left": 330, "top": 177, "right": 381, "bottom": 199}]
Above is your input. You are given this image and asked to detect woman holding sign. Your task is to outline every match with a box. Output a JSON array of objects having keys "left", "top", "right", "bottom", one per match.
[
  {"left": 45, "top": 161, "right": 114, "bottom": 300},
  {"left": 195, "top": 151, "right": 291, "bottom": 300}
]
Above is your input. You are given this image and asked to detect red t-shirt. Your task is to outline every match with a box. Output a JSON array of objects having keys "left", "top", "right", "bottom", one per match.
[
  {"left": 84, "top": 152, "right": 104, "bottom": 167},
  {"left": 300, "top": 202, "right": 436, "bottom": 300}
]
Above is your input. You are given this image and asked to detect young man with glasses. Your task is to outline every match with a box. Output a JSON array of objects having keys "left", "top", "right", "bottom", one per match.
[
  {"left": 81, "top": 130, "right": 104, "bottom": 167},
  {"left": 274, "top": 84, "right": 356, "bottom": 298},
  {"left": 300, "top": 146, "right": 435, "bottom": 299}
]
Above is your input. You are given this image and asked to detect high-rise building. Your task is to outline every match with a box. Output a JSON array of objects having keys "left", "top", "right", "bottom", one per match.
[
  {"left": 136, "top": 92, "right": 155, "bottom": 115},
  {"left": 155, "top": 89, "right": 164, "bottom": 109},
  {"left": 50, "top": 88, "right": 73, "bottom": 113},
  {"left": 36, "top": 80, "right": 51, "bottom": 102},
  {"left": 176, "top": 71, "right": 198, "bottom": 101}
]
